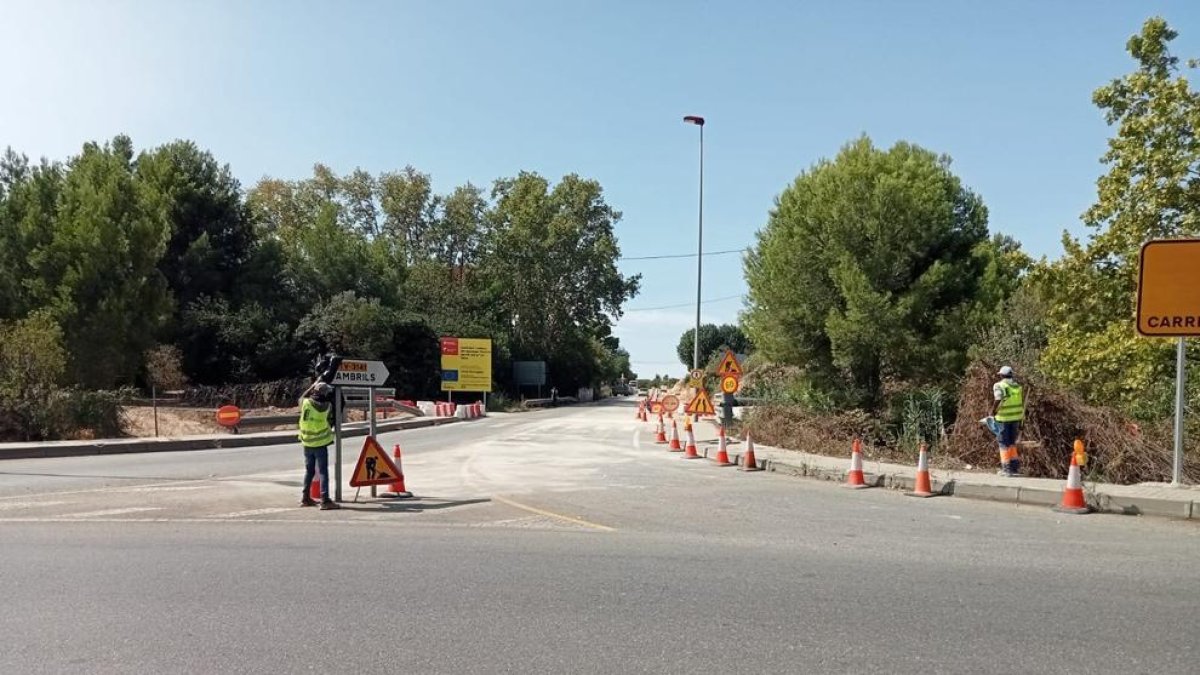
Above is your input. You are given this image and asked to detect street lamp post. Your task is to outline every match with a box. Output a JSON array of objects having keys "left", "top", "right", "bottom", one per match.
[{"left": 683, "top": 115, "right": 705, "bottom": 371}]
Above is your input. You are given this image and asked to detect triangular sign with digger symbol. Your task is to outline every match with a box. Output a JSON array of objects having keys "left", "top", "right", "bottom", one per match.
[
  {"left": 685, "top": 388, "right": 717, "bottom": 416},
  {"left": 350, "top": 435, "right": 403, "bottom": 487},
  {"left": 717, "top": 349, "right": 742, "bottom": 377}
]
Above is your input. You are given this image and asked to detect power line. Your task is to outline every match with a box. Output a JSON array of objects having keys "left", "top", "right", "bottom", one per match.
[
  {"left": 624, "top": 294, "right": 744, "bottom": 312},
  {"left": 619, "top": 248, "right": 745, "bottom": 261}
]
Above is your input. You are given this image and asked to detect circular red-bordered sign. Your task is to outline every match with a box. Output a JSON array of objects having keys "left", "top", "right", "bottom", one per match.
[
  {"left": 720, "top": 375, "right": 740, "bottom": 395},
  {"left": 661, "top": 394, "right": 681, "bottom": 413},
  {"left": 216, "top": 405, "right": 242, "bottom": 427}
]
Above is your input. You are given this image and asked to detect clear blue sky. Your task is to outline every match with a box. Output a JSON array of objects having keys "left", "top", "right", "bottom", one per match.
[{"left": 3, "top": 1, "right": 1199, "bottom": 378}]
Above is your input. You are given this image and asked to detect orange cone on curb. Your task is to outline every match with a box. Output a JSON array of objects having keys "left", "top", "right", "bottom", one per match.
[
  {"left": 654, "top": 414, "right": 668, "bottom": 444},
  {"left": 905, "top": 442, "right": 936, "bottom": 498},
  {"left": 682, "top": 426, "right": 702, "bottom": 459},
  {"left": 739, "top": 431, "right": 763, "bottom": 471},
  {"left": 713, "top": 426, "right": 736, "bottom": 467},
  {"left": 1052, "top": 452, "right": 1090, "bottom": 515},
  {"left": 380, "top": 444, "right": 414, "bottom": 499},
  {"left": 845, "top": 438, "right": 869, "bottom": 489},
  {"left": 669, "top": 419, "right": 683, "bottom": 452}
]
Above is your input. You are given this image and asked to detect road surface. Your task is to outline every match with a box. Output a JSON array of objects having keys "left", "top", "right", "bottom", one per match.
[{"left": 1, "top": 401, "right": 1197, "bottom": 673}]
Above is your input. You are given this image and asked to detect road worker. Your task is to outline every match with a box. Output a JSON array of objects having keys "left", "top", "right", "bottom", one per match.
[
  {"left": 990, "top": 366, "right": 1025, "bottom": 477},
  {"left": 298, "top": 382, "right": 340, "bottom": 509}
]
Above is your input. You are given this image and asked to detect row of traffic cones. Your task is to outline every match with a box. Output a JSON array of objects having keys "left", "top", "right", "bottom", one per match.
[
  {"left": 646, "top": 409, "right": 1090, "bottom": 512},
  {"left": 646, "top": 412, "right": 761, "bottom": 470},
  {"left": 842, "top": 436, "right": 1091, "bottom": 514}
]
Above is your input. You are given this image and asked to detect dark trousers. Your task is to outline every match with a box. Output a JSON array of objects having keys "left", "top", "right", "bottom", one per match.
[
  {"left": 997, "top": 421, "right": 1022, "bottom": 473},
  {"left": 303, "top": 446, "right": 330, "bottom": 500}
]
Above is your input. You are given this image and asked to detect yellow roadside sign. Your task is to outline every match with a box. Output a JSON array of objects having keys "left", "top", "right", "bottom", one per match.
[
  {"left": 685, "top": 389, "right": 716, "bottom": 416},
  {"left": 716, "top": 349, "right": 742, "bottom": 377},
  {"left": 1138, "top": 239, "right": 1200, "bottom": 336}
]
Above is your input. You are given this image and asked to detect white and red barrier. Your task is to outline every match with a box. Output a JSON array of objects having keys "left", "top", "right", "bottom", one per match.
[{"left": 414, "top": 400, "right": 485, "bottom": 419}]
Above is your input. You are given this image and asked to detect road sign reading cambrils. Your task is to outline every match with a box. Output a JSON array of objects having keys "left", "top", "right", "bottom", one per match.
[
  {"left": 661, "top": 394, "right": 680, "bottom": 413},
  {"left": 720, "top": 375, "right": 740, "bottom": 395},
  {"left": 1137, "top": 239, "right": 1200, "bottom": 336},
  {"left": 216, "top": 405, "right": 241, "bottom": 427}
]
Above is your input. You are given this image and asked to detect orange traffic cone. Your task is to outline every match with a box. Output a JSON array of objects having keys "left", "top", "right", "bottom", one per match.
[
  {"left": 381, "top": 444, "right": 413, "bottom": 499},
  {"left": 655, "top": 414, "right": 668, "bottom": 444},
  {"left": 845, "top": 438, "right": 869, "bottom": 489},
  {"left": 905, "top": 442, "right": 936, "bottom": 498},
  {"left": 669, "top": 419, "right": 682, "bottom": 452},
  {"left": 634, "top": 403, "right": 642, "bottom": 420},
  {"left": 682, "top": 426, "right": 702, "bottom": 459},
  {"left": 739, "top": 431, "right": 763, "bottom": 471},
  {"left": 309, "top": 473, "right": 321, "bottom": 501},
  {"left": 1053, "top": 452, "right": 1090, "bottom": 514},
  {"left": 713, "top": 425, "right": 735, "bottom": 467}
]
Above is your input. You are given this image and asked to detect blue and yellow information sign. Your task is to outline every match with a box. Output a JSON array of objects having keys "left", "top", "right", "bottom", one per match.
[{"left": 440, "top": 337, "right": 493, "bottom": 392}]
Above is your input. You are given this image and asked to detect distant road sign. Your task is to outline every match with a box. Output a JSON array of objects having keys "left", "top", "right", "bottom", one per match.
[
  {"left": 216, "top": 405, "right": 241, "bottom": 427},
  {"left": 688, "top": 369, "right": 704, "bottom": 387},
  {"left": 1137, "top": 239, "right": 1200, "bottom": 336},
  {"left": 685, "top": 389, "right": 716, "bottom": 416},
  {"left": 661, "top": 394, "right": 681, "bottom": 413},
  {"left": 717, "top": 350, "right": 743, "bottom": 377},
  {"left": 720, "top": 375, "right": 740, "bottom": 395},
  {"left": 332, "top": 359, "right": 390, "bottom": 387}
]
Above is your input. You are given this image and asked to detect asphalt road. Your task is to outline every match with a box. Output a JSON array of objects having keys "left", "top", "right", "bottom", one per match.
[{"left": 2, "top": 400, "right": 1198, "bottom": 674}]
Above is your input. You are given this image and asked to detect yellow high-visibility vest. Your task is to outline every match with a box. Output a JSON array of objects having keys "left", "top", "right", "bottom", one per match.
[
  {"left": 297, "top": 398, "right": 334, "bottom": 448},
  {"left": 995, "top": 381, "right": 1025, "bottom": 423}
]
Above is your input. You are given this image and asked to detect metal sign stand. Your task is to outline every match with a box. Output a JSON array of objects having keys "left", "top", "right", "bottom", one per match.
[
  {"left": 334, "top": 388, "right": 343, "bottom": 503},
  {"left": 1173, "top": 337, "right": 1186, "bottom": 486},
  {"left": 368, "top": 392, "right": 378, "bottom": 499}
]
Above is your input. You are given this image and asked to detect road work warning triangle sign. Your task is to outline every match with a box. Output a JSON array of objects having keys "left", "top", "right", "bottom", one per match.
[
  {"left": 350, "top": 436, "right": 402, "bottom": 487},
  {"left": 685, "top": 388, "right": 716, "bottom": 416},
  {"left": 716, "top": 349, "right": 742, "bottom": 377}
]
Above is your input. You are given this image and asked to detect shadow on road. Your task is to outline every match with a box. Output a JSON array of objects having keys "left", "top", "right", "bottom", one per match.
[{"left": 336, "top": 497, "right": 492, "bottom": 512}]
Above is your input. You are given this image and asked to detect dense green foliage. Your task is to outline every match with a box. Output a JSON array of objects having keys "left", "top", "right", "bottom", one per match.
[
  {"left": 1033, "top": 16, "right": 1200, "bottom": 419},
  {"left": 0, "top": 141, "right": 639, "bottom": 401},
  {"left": 743, "top": 137, "right": 1019, "bottom": 410},
  {"left": 675, "top": 323, "right": 752, "bottom": 368}
]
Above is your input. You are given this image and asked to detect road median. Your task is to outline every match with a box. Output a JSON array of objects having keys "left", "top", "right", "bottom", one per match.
[
  {"left": 0, "top": 416, "right": 462, "bottom": 461},
  {"left": 687, "top": 420, "right": 1199, "bottom": 520}
]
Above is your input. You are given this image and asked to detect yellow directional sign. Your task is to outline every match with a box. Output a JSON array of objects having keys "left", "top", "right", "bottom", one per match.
[
  {"left": 685, "top": 388, "right": 716, "bottom": 416},
  {"left": 1137, "top": 239, "right": 1200, "bottom": 336},
  {"left": 716, "top": 349, "right": 742, "bottom": 377},
  {"left": 350, "top": 436, "right": 402, "bottom": 487}
]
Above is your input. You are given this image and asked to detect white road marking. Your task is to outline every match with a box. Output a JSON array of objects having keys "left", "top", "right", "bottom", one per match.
[
  {"left": 0, "top": 500, "right": 69, "bottom": 511},
  {"left": 59, "top": 507, "right": 162, "bottom": 518},
  {"left": 118, "top": 485, "right": 216, "bottom": 493},
  {"left": 207, "top": 507, "right": 295, "bottom": 519}
]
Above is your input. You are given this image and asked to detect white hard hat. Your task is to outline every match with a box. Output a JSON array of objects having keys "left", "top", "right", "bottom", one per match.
[{"left": 997, "top": 366, "right": 1014, "bottom": 377}]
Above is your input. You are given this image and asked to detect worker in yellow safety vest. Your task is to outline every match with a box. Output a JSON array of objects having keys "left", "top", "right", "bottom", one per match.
[
  {"left": 298, "top": 382, "right": 340, "bottom": 509},
  {"left": 989, "top": 366, "right": 1025, "bottom": 477}
]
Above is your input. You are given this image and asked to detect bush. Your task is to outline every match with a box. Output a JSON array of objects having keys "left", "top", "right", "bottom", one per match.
[{"left": 178, "top": 378, "right": 310, "bottom": 408}]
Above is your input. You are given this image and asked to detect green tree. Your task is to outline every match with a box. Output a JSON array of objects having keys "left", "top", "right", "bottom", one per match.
[
  {"left": 677, "top": 323, "right": 752, "bottom": 367},
  {"left": 35, "top": 136, "right": 172, "bottom": 387},
  {"left": 136, "top": 141, "right": 254, "bottom": 313},
  {"left": 486, "top": 172, "right": 640, "bottom": 389},
  {"left": 744, "top": 136, "right": 999, "bottom": 409},
  {"left": 1035, "top": 17, "right": 1200, "bottom": 416}
]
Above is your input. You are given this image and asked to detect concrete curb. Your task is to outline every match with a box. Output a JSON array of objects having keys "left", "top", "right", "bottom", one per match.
[
  {"left": 692, "top": 439, "right": 1199, "bottom": 521},
  {"left": 0, "top": 416, "right": 464, "bottom": 461}
]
